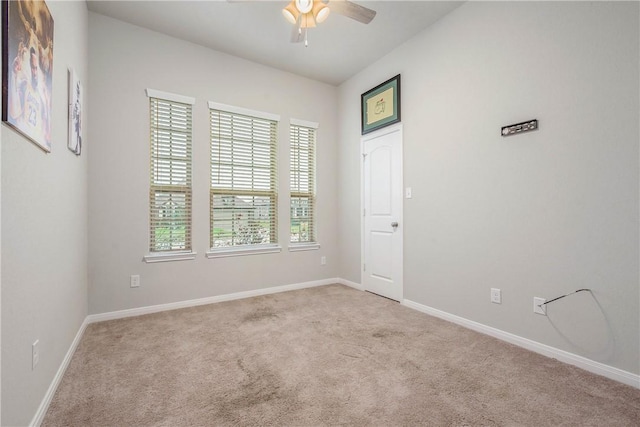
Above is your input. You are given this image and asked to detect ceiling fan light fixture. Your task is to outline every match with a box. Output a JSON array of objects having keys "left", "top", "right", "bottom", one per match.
[
  {"left": 300, "top": 12, "right": 316, "bottom": 28},
  {"left": 295, "top": 0, "right": 313, "bottom": 14},
  {"left": 282, "top": 1, "right": 299, "bottom": 24},
  {"left": 312, "top": 2, "right": 330, "bottom": 23}
]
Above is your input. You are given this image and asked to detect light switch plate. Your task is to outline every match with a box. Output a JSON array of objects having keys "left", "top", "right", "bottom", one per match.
[{"left": 405, "top": 187, "right": 412, "bottom": 199}]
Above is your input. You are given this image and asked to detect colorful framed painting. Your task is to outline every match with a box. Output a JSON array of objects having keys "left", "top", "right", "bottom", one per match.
[
  {"left": 361, "top": 74, "right": 401, "bottom": 135},
  {"left": 2, "top": 0, "right": 54, "bottom": 152},
  {"left": 68, "top": 68, "right": 82, "bottom": 155}
]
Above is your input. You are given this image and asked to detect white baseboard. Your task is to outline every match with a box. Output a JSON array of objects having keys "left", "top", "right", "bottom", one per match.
[
  {"left": 337, "top": 277, "right": 364, "bottom": 291},
  {"left": 402, "top": 298, "right": 640, "bottom": 389},
  {"left": 88, "top": 278, "right": 339, "bottom": 323},
  {"left": 30, "top": 317, "right": 89, "bottom": 427}
]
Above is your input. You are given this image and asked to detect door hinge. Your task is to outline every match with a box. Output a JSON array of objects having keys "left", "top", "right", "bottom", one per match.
[
  {"left": 363, "top": 263, "right": 366, "bottom": 272},
  {"left": 363, "top": 208, "right": 366, "bottom": 216}
]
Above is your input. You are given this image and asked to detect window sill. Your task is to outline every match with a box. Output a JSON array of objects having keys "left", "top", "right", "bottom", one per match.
[
  {"left": 206, "top": 245, "right": 282, "bottom": 259},
  {"left": 143, "top": 251, "right": 197, "bottom": 263},
  {"left": 288, "top": 243, "right": 321, "bottom": 252}
]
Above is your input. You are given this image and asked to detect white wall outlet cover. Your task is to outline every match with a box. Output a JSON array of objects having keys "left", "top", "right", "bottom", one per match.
[
  {"left": 32, "top": 340, "right": 40, "bottom": 370},
  {"left": 130, "top": 275, "right": 140, "bottom": 288},
  {"left": 533, "top": 297, "right": 547, "bottom": 315},
  {"left": 490, "top": 288, "right": 501, "bottom": 304}
]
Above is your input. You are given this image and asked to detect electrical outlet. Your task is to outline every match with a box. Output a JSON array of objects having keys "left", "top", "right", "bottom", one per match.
[
  {"left": 491, "top": 288, "right": 501, "bottom": 304},
  {"left": 130, "top": 275, "right": 140, "bottom": 288},
  {"left": 32, "top": 340, "right": 39, "bottom": 370},
  {"left": 321, "top": 256, "right": 327, "bottom": 265},
  {"left": 533, "top": 297, "right": 547, "bottom": 315}
]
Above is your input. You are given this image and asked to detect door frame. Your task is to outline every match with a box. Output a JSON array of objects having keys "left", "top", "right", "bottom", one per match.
[{"left": 360, "top": 123, "right": 404, "bottom": 301}]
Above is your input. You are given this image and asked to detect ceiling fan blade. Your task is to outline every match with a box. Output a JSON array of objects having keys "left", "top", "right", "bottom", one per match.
[
  {"left": 291, "top": 14, "right": 304, "bottom": 43},
  {"left": 328, "top": 0, "right": 376, "bottom": 24}
]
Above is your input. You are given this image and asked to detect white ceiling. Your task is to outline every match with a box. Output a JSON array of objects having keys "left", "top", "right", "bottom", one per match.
[{"left": 86, "top": 0, "right": 463, "bottom": 86}]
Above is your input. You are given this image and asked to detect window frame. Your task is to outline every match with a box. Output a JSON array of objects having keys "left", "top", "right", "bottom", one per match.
[
  {"left": 144, "top": 89, "right": 196, "bottom": 263},
  {"left": 206, "top": 101, "right": 282, "bottom": 259},
  {"left": 288, "top": 118, "right": 320, "bottom": 251}
]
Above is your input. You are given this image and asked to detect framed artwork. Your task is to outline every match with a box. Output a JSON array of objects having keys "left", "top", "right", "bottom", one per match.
[
  {"left": 2, "top": 0, "right": 54, "bottom": 152},
  {"left": 361, "top": 74, "right": 401, "bottom": 135},
  {"left": 68, "top": 68, "right": 82, "bottom": 155}
]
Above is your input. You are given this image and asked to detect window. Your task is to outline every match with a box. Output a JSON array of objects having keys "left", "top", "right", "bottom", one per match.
[
  {"left": 209, "top": 102, "right": 280, "bottom": 254},
  {"left": 146, "top": 89, "right": 194, "bottom": 259},
  {"left": 289, "top": 120, "right": 318, "bottom": 246}
]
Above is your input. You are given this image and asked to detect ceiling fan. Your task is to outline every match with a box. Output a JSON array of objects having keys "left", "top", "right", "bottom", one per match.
[{"left": 282, "top": 0, "right": 376, "bottom": 46}]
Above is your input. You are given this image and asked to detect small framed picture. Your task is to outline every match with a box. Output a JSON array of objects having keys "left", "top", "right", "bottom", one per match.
[
  {"left": 361, "top": 74, "right": 401, "bottom": 135},
  {"left": 68, "top": 68, "right": 82, "bottom": 155}
]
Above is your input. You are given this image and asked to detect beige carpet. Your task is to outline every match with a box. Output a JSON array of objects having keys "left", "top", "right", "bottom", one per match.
[{"left": 43, "top": 284, "right": 640, "bottom": 426}]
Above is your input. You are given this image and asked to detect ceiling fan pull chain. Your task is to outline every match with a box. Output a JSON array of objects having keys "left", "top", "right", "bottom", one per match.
[{"left": 304, "top": 28, "right": 308, "bottom": 47}]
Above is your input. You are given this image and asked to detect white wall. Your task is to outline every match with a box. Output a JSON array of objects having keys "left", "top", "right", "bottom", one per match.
[
  {"left": 0, "top": 28, "right": 3, "bottom": 423},
  {"left": 1, "top": 1, "right": 89, "bottom": 425},
  {"left": 339, "top": 1, "right": 639, "bottom": 375},
  {"left": 88, "top": 13, "right": 339, "bottom": 315}
]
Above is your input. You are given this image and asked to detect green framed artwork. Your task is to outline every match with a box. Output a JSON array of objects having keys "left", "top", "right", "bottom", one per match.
[{"left": 361, "top": 74, "right": 401, "bottom": 135}]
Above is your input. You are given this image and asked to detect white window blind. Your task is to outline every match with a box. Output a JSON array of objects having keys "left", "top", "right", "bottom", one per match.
[
  {"left": 149, "top": 95, "right": 192, "bottom": 253},
  {"left": 290, "top": 122, "right": 316, "bottom": 244},
  {"left": 210, "top": 107, "right": 278, "bottom": 248}
]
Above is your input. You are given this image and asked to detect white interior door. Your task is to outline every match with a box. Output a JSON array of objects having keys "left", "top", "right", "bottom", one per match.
[{"left": 362, "top": 125, "right": 403, "bottom": 301}]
